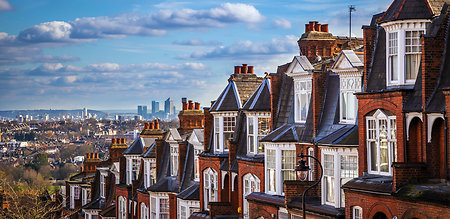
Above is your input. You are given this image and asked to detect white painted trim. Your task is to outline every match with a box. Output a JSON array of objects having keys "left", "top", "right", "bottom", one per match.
[
  {"left": 405, "top": 112, "right": 423, "bottom": 140},
  {"left": 221, "top": 171, "right": 228, "bottom": 189},
  {"left": 264, "top": 143, "right": 296, "bottom": 196},
  {"left": 427, "top": 113, "right": 444, "bottom": 143},
  {"left": 231, "top": 172, "right": 237, "bottom": 191}
]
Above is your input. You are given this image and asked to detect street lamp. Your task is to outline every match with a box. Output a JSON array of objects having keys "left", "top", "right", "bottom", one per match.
[{"left": 295, "top": 152, "right": 323, "bottom": 219}]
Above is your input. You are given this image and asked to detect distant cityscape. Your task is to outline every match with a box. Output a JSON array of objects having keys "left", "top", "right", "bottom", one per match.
[{"left": 0, "top": 97, "right": 183, "bottom": 122}]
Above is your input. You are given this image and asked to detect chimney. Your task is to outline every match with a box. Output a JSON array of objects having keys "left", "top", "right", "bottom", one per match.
[
  {"left": 234, "top": 66, "right": 241, "bottom": 74},
  {"left": 182, "top": 102, "right": 188, "bottom": 110},
  {"left": 313, "top": 21, "right": 319, "bottom": 31},
  {"left": 121, "top": 138, "right": 125, "bottom": 144},
  {"left": 309, "top": 21, "right": 315, "bottom": 31},
  {"left": 150, "top": 122, "right": 154, "bottom": 129},
  {"left": 112, "top": 138, "right": 116, "bottom": 144},
  {"left": 144, "top": 122, "right": 149, "bottom": 129},
  {"left": 95, "top": 153, "right": 99, "bottom": 159},
  {"left": 154, "top": 120, "right": 160, "bottom": 129},
  {"left": 305, "top": 24, "right": 310, "bottom": 33},
  {"left": 194, "top": 102, "right": 200, "bottom": 110},
  {"left": 188, "top": 100, "right": 194, "bottom": 110},
  {"left": 248, "top": 66, "right": 254, "bottom": 74},
  {"left": 316, "top": 23, "right": 322, "bottom": 32},
  {"left": 242, "top": 64, "right": 248, "bottom": 74},
  {"left": 321, "top": 24, "right": 329, "bottom": 33}
]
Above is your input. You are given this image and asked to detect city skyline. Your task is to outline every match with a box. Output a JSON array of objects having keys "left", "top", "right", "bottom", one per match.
[{"left": 0, "top": 0, "right": 392, "bottom": 110}]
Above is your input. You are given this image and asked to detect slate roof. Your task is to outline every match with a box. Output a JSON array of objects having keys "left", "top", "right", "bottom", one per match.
[
  {"left": 142, "top": 142, "right": 156, "bottom": 158},
  {"left": 380, "top": 0, "right": 435, "bottom": 23},
  {"left": 99, "top": 205, "right": 116, "bottom": 217},
  {"left": 210, "top": 81, "right": 241, "bottom": 112},
  {"left": 274, "top": 73, "right": 294, "bottom": 128},
  {"left": 124, "top": 137, "right": 156, "bottom": 155},
  {"left": 287, "top": 196, "right": 345, "bottom": 218},
  {"left": 403, "top": 68, "right": 423, "bottom": 112},
  {"left": 342, "top": 175, "right": 393, "bottom": 194},
  {"left": 260, "top": 123, "right": 307, "bottom": 143},
  {"left": 192, "top": 129, "right": 204, "bottom": 144},
  {"left": 177, "top": 183, "right": 200, "bottom": 200},
  {"left": 366, "top": 26, "right": 387, "bottom": 92},
  {"left": 331, "top": 50, "right": 363, "bottom": 70},
  {"left": 245, "top": 192, "right": 285, "bottom": 207},
  {"left": 242, "top": 78, "right": 271, "bottom": 111}
]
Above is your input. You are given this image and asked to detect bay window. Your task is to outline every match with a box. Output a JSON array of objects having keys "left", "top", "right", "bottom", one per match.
[
  {"left": 308, "top": 148, "right": 314, "bottom": 181},
  {"left": 265, "top": 143, "right": 296, "bottom": 195},
  {"left": 203, "top": 168, "right": 218, "bottom": 209},
  {"left": 140, "top": 203, "right": 149, "bottom": 219},
  {"left": 194, "top": 148, "right": 201, "bottom": 181},
  {"left": 171, "top": 144, "right": 179, "bottom": 176},
  {"left": 405, "top": 30, "right": 423, "bottom": 81},
  {"left": 143, "top": 160, "right": 156, "bottom": 188},
  {"left": 132, "top": 159, "right": 140, "bottom": 181},
  {"left": 151, "top": 197, "right": 156, "bottom": 219},
  {"left": 118, "top": 196, "right": 127, "bottom": 219},
  {"left": 247, "top": 114, "right": 270, "bottom": 154},
  {"left": 160, "top": 198, "right": 169, "bottom": 219},
  {"left": 321, "top": 149, "right": 358, "bottom": 208},
  {"left": 243, "top": 174, "right": 260, "bottom": 219},
  {"left": 100, "top": 173, "right": 105, "bottom": 198},
  {"left": 126, "top": 156, "right": 141, "bottom": 185},
  {"left": 388, "top": 32, "right": 398, "bottom": 82},
  {"left": 149, "top": 195, "right": 169, "bottom": 219},
  {"left": 178, "top": 199, "right": 200, "bottom": 219},
  {"left": 294, "top": 80, "right": 312, "bottom": 123},
  {"left": 340, "top": 77, "right": 360, "bottom": 123},
  {"left": 213, "top": 114, "right": 236, "bottom": 153},
  {"left": 366, "top": 109, "right": 397, "bottom": 175}
]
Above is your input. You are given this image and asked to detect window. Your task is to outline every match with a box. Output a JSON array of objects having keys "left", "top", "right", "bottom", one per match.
[
  {"left": 308, "top": 148, "right": 314, "bottom": 181},
  {"left": 74, "top": 186, "right": 80, "bottom": 199},
  {"left": 405, "top": 30, "right": 423, "bottom": 81},
  {"left": 132, "top": 159, "right": 140, "bottom": 181},
  {"left": 247, "top": 116, "right": 270, "bottom": 154},
  {"left": 366, "top": 110, "right": 397, "bottom": 175},
  {"left": 160, "top": 198, "right": 169, "bottom": 219},
  {"left": 150, "top": 160, "right": 156, "bottom": 185},
  {"left": 179, "top": 205, "right": 187, "bottom": 219},
  {"left": 171, "top": 144, "right": 179, "bottom": 176},
  {"left": 352, "top": 206, "right": 363, "bottom": 219},
  {"left": 243, "top": 174, "right": 260, "bottom": 219},
  {"left": 295, "top": 80, "right": 312, "bottom": 122},
  {"left": 388, "top": 32, "right": 398, "bottom": 82},
  {"left": 151, "top": 197, "right": 156, "bottom": 219},
  {"left": 340, "top": 77, "right": 360, "bottom": 123},
  {"left": 265, "top": 144, "right": 296, "bottom": 195},
  {"left": 321, "top": 151, "right": 358, "bottom": 208},
  {"left": 82, "top": 188, "right": 90, "bottom": 206},
  {"left": 194, "top": 149, "right": 201, "bottom": 181},
  {"left": 100, "top": 174, "right": 105, "bottom": 198},
  {"left": 143, "top": 160, "right": 149, "bottom": 188},
  {"left": 203, "top": 168, "right": 218, "bottom": 209},
  {"left": 126, "top": 157, "right": 141, "bottom": 185},
  {"left": 118, "top": 196, "right": 127, "bottom": 219},
  {"left": 141, "top": 203, "right": 149, "bottom": 219},
  {"left": 213, "top": 115, "right": 236, "bottom": 152}
]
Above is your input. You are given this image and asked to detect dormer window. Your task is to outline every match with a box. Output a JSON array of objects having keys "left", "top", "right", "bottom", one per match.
[
  {"left": 213, "top": 113, "right": 236, "bottom": 153},
  {"left": 170, "top": 144, "right": 179, "bottom": 176},
  {"left": 143, "top": 159, "right": 156, "bottom": 188},
  {"left": 126, "top": 156, "right": 141, "bottom": 185},
  {"left": 247, "top": 113, "right": 270, "bottom": 155},
  {"left": 382, "top": 20, "right": 429, "bottom": 86},
  {"left": 295, "top": 79, "right": 312, "bottom": 123},
  {"left": 340, "top": 77, "right": 360, "bottom": 123}
]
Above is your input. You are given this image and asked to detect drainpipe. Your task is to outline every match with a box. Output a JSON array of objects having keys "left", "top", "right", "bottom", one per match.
[
  {"left": 444, "top": 114, "right": 448, "bottom": 180},
  {"left": 403, "top": 113, "right": 407, "bottom": 163}
]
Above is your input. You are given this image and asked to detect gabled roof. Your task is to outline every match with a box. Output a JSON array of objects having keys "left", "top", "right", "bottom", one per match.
[
  {"left": 380, "top": 0, "right": 435, "bottom": 23},
  {"left": 286, "top": 56, "right": 314, "bottom": 76},
  {"left": 210, "top": 81, "right": 241, "bottom": 112},
  {"left": 260, "top": 123, "right": 305, "bottom": 142},
  {"left": 142, "top": 142, "right": 156, "bottom": 158},
  {"left": 167, "top": 128, "right": 182, "bottom": 141},
  {"left": 242, "top": 77, "right": 271, "bottom": 111},
  {"left": 188, "top": 129, "right": 204, "bottom": 145},
  {"left": 330, "top": 50, "right": 363, "bottom": 70},
  {"left": 123, "top": 137, "right": 144, "bottom": 155}
]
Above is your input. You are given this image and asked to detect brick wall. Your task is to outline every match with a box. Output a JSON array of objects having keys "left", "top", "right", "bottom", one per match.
[
  {"left": 169, "top": 193, "right": 177, "bottom": 219},
  {"left": 248, "top": 200, "right": 279, "bottom": 219},
  {"left": 237, "top": 159, "right": 265, "bottom": 217},
  {"left": 198, "top": 156, "right": 222, "bottom": 210},
  {"left": 270, "top": 72, "right": 283, "bottom": 129},
  {"left": 312, "top": 70, "right": 328, "bottom": 137},
  {"left": 137, "top": 191, "right": 149, "bottom": 219},
  {"left": 362, "top": 26, "right": 376, "bottom": 90},
  {"left": 284, "top": 180, "right": 317, "bottom": 204},
  {"left": 155, "top": 139, "right": 164, "bottom": 179},
  {"left": 209, "top": 202, "right": 237, "bottom": 218},
  {"left": 392, "top": 162, "right": 426, "bottom": 191},
  {"left": 203, "top": 107, "right": 213, "bottom": 152}
]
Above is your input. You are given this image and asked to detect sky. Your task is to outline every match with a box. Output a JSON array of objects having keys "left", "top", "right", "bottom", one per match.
[{"left": 0, "top": 0, "right": 392, "bottom": 111}]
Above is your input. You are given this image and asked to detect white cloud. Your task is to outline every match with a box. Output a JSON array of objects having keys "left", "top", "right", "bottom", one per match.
[
  {"left": 172, "top": 39, "right": 221, "bottom": 46},
  {"left": 273, "top": 18, "right": 292, "bottom": 29},
  {"left": 0, "top": 0, "right": 12, "bottom": 11},
  {"left": 18, "top": 21, "right": 73, "bottom": 43},
  {"left": 182, "top": 35, "right": 299, "bottom": 59}
]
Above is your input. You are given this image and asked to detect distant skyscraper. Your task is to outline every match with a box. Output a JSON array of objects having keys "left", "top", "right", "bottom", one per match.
[
  {"left": 143, "top": 106, "right": 148, "bottom": 116},
  {"left": 165, "top": 98, "right": 174, "bottom": 115},
  {"left": 152, "top": 101, "right": 160, "bottom": 114}
]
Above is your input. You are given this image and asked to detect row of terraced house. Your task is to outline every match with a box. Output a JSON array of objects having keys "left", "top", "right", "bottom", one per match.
[{"left": 61, "top": 0, "right": 450, "bottom": 218}]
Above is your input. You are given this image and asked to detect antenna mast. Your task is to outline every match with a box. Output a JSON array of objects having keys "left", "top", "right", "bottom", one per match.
[{"left": 349, "top": 5, "right": 356, "bottom": 48}]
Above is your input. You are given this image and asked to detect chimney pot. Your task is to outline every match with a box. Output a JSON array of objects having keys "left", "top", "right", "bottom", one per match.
[
  {"left": 154, "top": 120, "right": 160, "bottom": 129},
  {"left": 248, "top": 66, "right": 254, "bottom": 74},
  {"left": 144, "top": 122, "right": 149, "bottom": 129},
  {"left": 309, "top": 21, "right": 315, "bottom": 31},
  {"left": 194, "top": 102, "right": 200, "bottom": 110},
  {"left": 182, "top": 102, "right": 188, "bottom": 110},
  {"left": 321, "top": 24, "right": 329, "bottom": 33},
  {"left": 234, "top": 66, "right": 241, "bottom": 74},
  {"left": 317, "top": 24, "right": 322, "bottom": 32},
  {"left": 112, "top": 138, "right": 116, "bottom": 144},
  {"left": 96, "top": 153, "right": 99, "bottom": 159},
  {"left": 188, "top": 100, "right": 193, "bottom": 110},
  {"left": 150, "top": 122, "right": 154, "bottom": 129},
  {"left": 305, "top": 24, "right": 309, "bottom": 33},
  {"left": 242, "top": 64, "right": 248, "bottom": 74}
]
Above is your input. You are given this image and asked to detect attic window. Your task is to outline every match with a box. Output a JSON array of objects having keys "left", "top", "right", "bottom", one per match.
[
  {"left": 213, "top": 114, "right": 236, "bottom": 153},
  {"left": 295, "top": 80, "right": 312, "bottom": 123}
]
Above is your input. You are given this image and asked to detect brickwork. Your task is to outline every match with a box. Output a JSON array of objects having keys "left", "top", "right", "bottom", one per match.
[
  {"left": 178, "top": 142, "right": 188, "bottom": 185},
  {"left": 115, "top": 185, "right": 131, "bottom": 218},
  {"left": 248, "top": 200, "right": 279, "bottom": 219},
  {"left": 169, "top": 193, "right": 177, "bottom": 219},
  {"left": 237, "top": 159, "right": 265, "bottom": 217},
  {"left": 209, "top": 202, "right": 237, "bottom": 218},
  {"left": 283, "top": 180, "right": 317, "bottom": 204},
  {"left": 137, "top": 191, "right": 149, "bottom": 219},
  {"left": 178, "top": 99, "right": 204, "bottom": 134},
  {"left": 392, "top": 162, "right": 426, "bottom": 191},
  {"left": 312, "top": 70, "right": 328, "bottom": 137},
  {"left": 203, "top": 107, "right": 213, "bottom": 152},
  {"left": 198, "top": 156, "right": 222, "bottom": 210},
  {"left": 362, "top": 26, "right": 376, "bottom": 90}
]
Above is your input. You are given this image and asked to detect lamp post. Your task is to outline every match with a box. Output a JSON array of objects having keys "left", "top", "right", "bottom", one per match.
[{"left": 295, "top": 152, "right": 323, "bottom": 219}]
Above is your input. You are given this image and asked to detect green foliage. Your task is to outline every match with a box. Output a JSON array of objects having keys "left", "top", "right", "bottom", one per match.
[{"left": 14, "top": 131, "right": 36, "bottom": 141}]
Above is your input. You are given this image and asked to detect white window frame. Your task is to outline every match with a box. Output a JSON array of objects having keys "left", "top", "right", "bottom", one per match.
[
  {"left": 246, "top": 112, "right": 270, "bottom": 155},
  {"left": 243, "top": 173, "right": 260, "bottom": 219},
  {"left": 264, "top": 143, "right": 296, "bottom": 195},
  {"left": 125, "top": 155, "right": 141, "bottom": 185},
  {"left": 366, "top": 109, "right": 397, "bottom": 176},
  {"left": 294, "top": 78, "right": 312, "bottom": 123},
  {"left": 140, "top": 203, "right": 149, "bottom": 219},
  {"left": 149, "top": 194, "right": 169, "bottom": 219},
  {"left": 170, "top": 144, "right": 179, "bottom": 176},
  {"left": 118, "top": 196, "right": 127, "bottom": 219},
  {"left": 339, "top": 77, "right": 361, "bottom": 124},
  {"left": 177, "top": 199, "right": 200, "bottom": 219},
  {"left": 308, "top": 147, "right": 314, "bottom": 181},
  {"left": 212, "top": 113, "right": 237, "bottom": 153},
  {"left": 203, "top": 168, "right": 218, "bottom": 209},
  {"left": 194, "top": 148, "right": 202, "bottom": 181},
  {"left": 143, "top": 159, "right": 157, "bottom": 188},
  {"left": 321, "top": 148, "right": 358, "bottom": 208},
  {"left": 143, "top": 160, "right": 149, "bottom": 188},
  {"left": 100, "top": 172, "right": 107, "bottom": 198},
  {"left": 381, "top": 20, "right": 430, "bottom": 86},
  {"left": 352, "top": 206, "right": 363, "bottom": 219}
]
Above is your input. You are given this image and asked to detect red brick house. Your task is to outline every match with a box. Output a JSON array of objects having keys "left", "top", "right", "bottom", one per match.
[{"left": 343, "top": 0, "right": 450, "bottom": 218}]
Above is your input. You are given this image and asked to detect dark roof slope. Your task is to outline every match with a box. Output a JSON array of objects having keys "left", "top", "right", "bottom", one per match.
[
  {"left": 210, "top": 81, "right": 240, "bottom": 112},
  {"left": 380, "top": 0, "right": 434, "bottom": 23},
  {"left": 242, "top": 77, "right": 271, "bottom": 111},
  {"left": 124, "top": 137, "right": 145, "bottom": 155},
  {"left": 366, "top": 27, "right": 387, "bottom": 92}
]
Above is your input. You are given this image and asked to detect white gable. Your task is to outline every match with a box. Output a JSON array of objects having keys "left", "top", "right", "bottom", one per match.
[{"left": 335, "top": 57, "right": 354, "bottom": 69}]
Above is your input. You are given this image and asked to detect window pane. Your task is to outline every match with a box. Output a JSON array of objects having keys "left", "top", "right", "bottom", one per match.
[
  {"left": 248, "top": 117, "right": 254, "bottom": 134},
  {"left": 325, "top": 176, "right": 335, "bottom": 203},
  {"left": 347, "top": 93, "right": 356, "bottom": 120},
  {"left": 300, "top": 94, "right": 307, "bottom": 120},
  {"left": 370, "top": 141, "right": 378, "bottom": 171},
  {"left": 342, "top": 93, "right": 347, "bottom": 120},
  {"left": 406, "top": 54, "right": 420, "bottom": 80},
  {"left": 258, "top": 118, "right": 270, "bottom": 135},
  {"left": 248, "top": 135, "right": 255, "bottom": 153},
  {"left": 390, "top": 55, "right": 398, "bottom": 81}
]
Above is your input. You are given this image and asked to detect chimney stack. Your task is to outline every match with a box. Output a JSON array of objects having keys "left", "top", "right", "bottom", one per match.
[
  {"left": 194, "top": 102, "right": 200, "bottom": 110},
  {"left": 242, "top": 64, "right": 248, "bottom": 74},
  {"left": 144, "top": 122, "right": 149, "bottom": 129},
  {"left": 150, "top": 122, "right": 154, "bottom": 129},
  {"left": 316, "top": 23, "right": 322, "bottom": 32},
  {"left": 309, "top": 21, "right": 315, "bottom": 31},
  {"left": 234, "top": 66, "right": 241, "bottom": 74},
  {"left": 248, "top": 66, "right": 254, "bottom": 74},
  {"left": 182, "top": 102, "right": 188, "bottom": 110},
  {"left": 112, "top": 138, "right": 116, "bottom": 144},
  {"left": 188, "top": 100, "right": 194, "bottom": 110},
  {"left": 154, "top": 120, "right": 160, "bottom": 129},
  {"left": 121, "top": 138, "right": 125, "bottom": 144},
  {"left": 321, "top": 24, "right": 329, "bottom": 32}
]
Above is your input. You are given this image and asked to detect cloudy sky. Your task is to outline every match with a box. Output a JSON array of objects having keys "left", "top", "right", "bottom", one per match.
[{"left": 0, "top": 0, "right": 392, "bottom": 111}]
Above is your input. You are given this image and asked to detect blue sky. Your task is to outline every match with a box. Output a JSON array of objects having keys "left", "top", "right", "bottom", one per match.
[{"left": 0, "top": 0, "right": 392, "bottom": 111}]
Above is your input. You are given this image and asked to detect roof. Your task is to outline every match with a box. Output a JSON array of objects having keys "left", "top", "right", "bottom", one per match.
[
  {"left": 380, "top": 0, "right": 435, "bottom": 23},
  {"left": 242, "top": 77, "right": 271, "bottom": 111},
  {"left": 366, "top": 26, "right": 387, "bottom": 92},
  {"left": 192, "top": 129, "right": 204, "bottom": 144},
  {"left": 260, "top": 123, "right": 307, "bottom": 143},
  {"left": 403, "top": 67, "right": 423, "bottom": 112},
  {"left": 331, "top": 50, "right": 363, "bottom": 70},
  {"left": 176, "top": 183, "right": 200, "bottom": 200},
  {"left": 142, "top": 142, "right": 156, "bottom": 158},
  {"left": 245, "top": 192, "right": 285, "bottom": 207},
  {"left": 342, "top": 175, "right": 393, "bottom": 194},
  {"left": 287, "top": 196, "right": 345, "bottom": 218},
  {"left": 99, "top": 205, "right": 116, "bottom": 217},
  {"left": 124, "top": 136, "right": 156, "bottom": 155},
  {"left": 167, "top": 128, "right": 182, "bottom": 141},
  {"left": 286, "top": 56, "right": 314, "bottom": 74},
  {"left": 210, "top": 81, "right": 241, "bottom": 112}
]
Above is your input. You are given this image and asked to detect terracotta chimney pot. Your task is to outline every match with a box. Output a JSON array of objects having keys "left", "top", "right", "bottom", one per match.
[
  {"left": 194, "top": 102, "right": 200, "bottom": 110},
  {"left": 150, "top": 122, "right": 154, "bottom": 129},
  {"left": 321, "top": 24, "right": 329, "bottom": 33},
  {"left": 317, "top": 24, "right": 322, "bottom": 32},
  {"left": 309, "top": 21, "right": 315, "bottom": 31},
  {"left": 305, "top": 24, "right": 310, "bottom": 33},
  {"left": 242, "top": 64, "right": 248, "bottom": 74},
  {"left": 188, "top": 100, "right": 193, "bottom": 110},
  {"left": 144, "top": 122, "right": 149, "bottom": 129},
  {"left": 154, "top": 120, "right": 159, "bottom": 129},
  {"left": 182, "top": 102, "right": 188, "bottom": 110},
  {"left": 234, "top": 66, "right": 241, "bottom": 74},
  {"left": 112, "top": 138, "right": 116, "bottom": 144},
  {"left": 248, "top": 66, "right": 254, "bottom": 74},
  {"left": 121, "top": 138, "right": 125, "bottom": 144}
]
